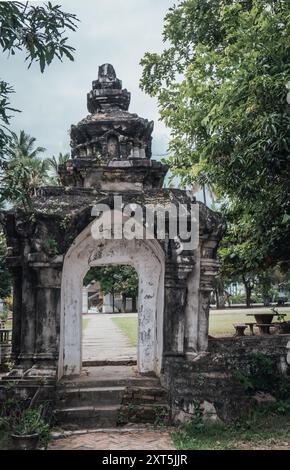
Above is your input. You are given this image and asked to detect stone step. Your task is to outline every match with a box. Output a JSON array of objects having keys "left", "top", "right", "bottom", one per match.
[
  {"left": 118, "top": 403, "right": 171, "bottom": 426},
  {"left": 60, "top": 376, "right": 160, "bottom": 389},
  {"left": 56, "top": 386, "right": 126, "bottom": 408},
  {"left": 54, "top": 367, "right": 170, "bottom": 429},
  {"left": 53, "top": 403, "right": 171, "bottom": 429},
  {"left": 122, "top": 386, "right": 168, "bottom": 405},
  {"left": 56, "top": 385, "right": 168, "bottom": 409},
  {"left": 82, "top": 359, "right": 137, "bottom": 367},
  {"left": 53, "top": 405, "right": 120, "bottom": 429}
]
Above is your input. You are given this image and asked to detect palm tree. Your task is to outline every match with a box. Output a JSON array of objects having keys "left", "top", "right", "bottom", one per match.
[
  {"left": 0, "top": 130, "right": 49, "bottom": 208},
  {"left": 47, "top": 152, "right": 70, "bottom": 185},
  {"left": 8, "top": 130, "right": 46, "bottom": 159},
  {"left": 24, "top": 157, "right": 50, "bottom": 194},
  {"left": 192, "top": 183, "right": 218, "bottom": 207}
]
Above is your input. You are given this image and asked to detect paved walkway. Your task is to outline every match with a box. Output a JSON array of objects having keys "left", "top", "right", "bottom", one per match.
[
  {"left": 49, "top": 430, "right": 176, "bottom": 450},
  {"left": 82, "top": 314, "right": 136, "bottom": 363}
]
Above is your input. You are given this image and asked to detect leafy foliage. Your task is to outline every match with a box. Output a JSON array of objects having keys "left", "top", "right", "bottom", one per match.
[
  {"left": 84, "top": 265, "right": 138, "bottom": 298},
  {"left": 0, "top": 1, "right": 78, "bottom": 160},
  {"left": 47, "top": 152, "right": 70, "bottom": 185},
  {"left": 0, "top": 382, "right": 51, "bottom": 448},
  {"left": 0, "top": 1, "right": 78, "bottom": 71},
  {"left": 173, "top": 401, "right": 290, "bottom": 449},
  {"left": 11, "top": 408, "right": 49, "bottom": 439},
  {"left": 0, "top": 130, "right": 49, "bottom": 208},
  {"left": 141, "top": 0, "right": 290, "bottom": 269},
  {"left": 232, "top": 353, "right": 290, "bottom": 399}
]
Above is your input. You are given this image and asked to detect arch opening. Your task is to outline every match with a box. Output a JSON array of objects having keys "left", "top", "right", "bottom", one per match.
[
  {"left": 81, "top": 264, "right": 138, "bottom": 365},
  {"left": 59, "top": 222, "right": 165, "bottom": 379}
]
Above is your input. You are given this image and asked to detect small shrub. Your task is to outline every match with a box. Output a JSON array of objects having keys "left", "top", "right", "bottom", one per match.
[
  {"left": 44, "top": 238, "right": 58, "bottom": 255},
  {"left": 0, "top": 382, "right": 51, "bottom": 448},
  {"left": 232, "top": 353, "right": 290, "bottom": 400}
]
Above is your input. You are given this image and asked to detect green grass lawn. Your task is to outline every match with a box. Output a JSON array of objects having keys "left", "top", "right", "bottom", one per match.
[
  {"left": 209, "top": 309, "right": 290, "bottom": 335},
  {"left": 112, "top": 317, "right": 138, "bottom": 346},
  {"left": 110, "top": 309, "right": 290, "bottom": 341},
  {"left": 172, "top": 404, "right": 290, "bottom": 450}
]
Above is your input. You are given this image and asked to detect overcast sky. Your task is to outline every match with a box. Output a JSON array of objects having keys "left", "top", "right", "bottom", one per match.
[{"left": 1, "top": 0, "right": 175, "bottom": 159}]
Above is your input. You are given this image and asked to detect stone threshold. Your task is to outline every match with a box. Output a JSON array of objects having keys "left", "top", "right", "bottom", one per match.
[{"left": 82, "top": 360, "right": 137, "bottom": 367}]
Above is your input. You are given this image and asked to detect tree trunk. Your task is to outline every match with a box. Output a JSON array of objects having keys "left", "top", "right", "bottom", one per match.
[
  {"left": 132, "top": 296, "right": 137, "bottom": 313},
  {"left": 112, "top": 288, "right": 115, "bottom": 313},
  {"left": 242, "top": 277, "right": 252, "bottom": 308},
  {"left": 202, "top": 185, "right": 207, "bottom": 206},
  {"left": 215, "top": 288, "right": 225, "bottom": 309},
  {"left": 121, "top": 293, "right": 126, "bottom": 313},
  {"left": 262, "top": 291, "right": 270, "bottom": 306},
  {"left": 245, "top": 287, "right": 252, "bottom": 308}
]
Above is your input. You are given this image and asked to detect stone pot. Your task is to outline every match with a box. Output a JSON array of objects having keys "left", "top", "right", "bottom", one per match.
[
  {"left": 254, "top": 314, "right": 274, "bottom": 324},
  {"left": 10, "top": 433, "right": 40, "bottom": 450}
]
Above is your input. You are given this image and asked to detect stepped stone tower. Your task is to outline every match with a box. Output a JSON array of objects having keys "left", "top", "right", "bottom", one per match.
[{"left": 59, "top": 64, "right": 167, "bottom": 191}]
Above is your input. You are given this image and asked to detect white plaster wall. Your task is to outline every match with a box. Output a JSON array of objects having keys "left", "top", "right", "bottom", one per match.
[{"left": 59, "top": 222, "right": 164, "bottom": 378}]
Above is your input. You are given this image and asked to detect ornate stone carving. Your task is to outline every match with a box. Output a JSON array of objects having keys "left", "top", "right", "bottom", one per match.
[
  {"left": 58, "top": 64, "right": 168, "bottom": 189},
  {"left": 0, "top": 64, "right": 224, "bottom": 379},
  {"left": 87, "top": 63, "right": 130, "bottom": 113}
]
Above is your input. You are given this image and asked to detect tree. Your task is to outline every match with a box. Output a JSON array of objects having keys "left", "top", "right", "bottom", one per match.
[
  {"left": 141, "top": 0, "right": 290, "bottom": 269},
  {"left": 0, "top": 1, "right": 78, "bottom": 160},
  {"left": 0, "top": 130, "right": 50, "bottom": 207},
  {"left": 218, "top": 202, "right": 266, "bottom": 307},
  {"left": 47, "top": 152, "right": 70, "bottom": 185},
  {"left": 84, "top": 266, "right": 139, "bottom": 312},
  {"left": 8, "top": 130, "right": 45, "bottom": 159}
]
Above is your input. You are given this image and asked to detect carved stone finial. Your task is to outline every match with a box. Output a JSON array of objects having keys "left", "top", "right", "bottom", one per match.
[
  {"left": 87, "top": 64, "right": 130, "bottom": 113},
  {"left": 98, "top": 63, "right": 117, "bottom": 82}
]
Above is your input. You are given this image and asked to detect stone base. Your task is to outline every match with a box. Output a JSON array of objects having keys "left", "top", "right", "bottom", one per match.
[
  {"left": 2, "top": 363, "right": 57, "bottom": 381},
  {"left": 2, "top": 336, "right": 290, "bottom": 425},
  {"left": 163, "top": 335, "right": 290, "bottom": 423}
]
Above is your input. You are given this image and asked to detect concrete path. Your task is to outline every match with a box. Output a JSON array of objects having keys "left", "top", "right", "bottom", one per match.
[
  {"left": 82, "top": 314, "right": 136, "bottom": 363},
  {"left": 49, "top": 429, "right": 176, "bottom": 450}
]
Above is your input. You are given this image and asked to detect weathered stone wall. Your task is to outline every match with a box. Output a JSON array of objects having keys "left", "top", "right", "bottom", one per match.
[{"left": 163, "top": 335, "right": 290, "bottom": 423}]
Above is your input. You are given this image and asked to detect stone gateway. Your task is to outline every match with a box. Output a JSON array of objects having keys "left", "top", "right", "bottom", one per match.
[
  {"left": 2, "top": 65, "right": 288, "bottom": 424},
  {"left": 1, "top": 64, "right": 224, "bottom": 380}
]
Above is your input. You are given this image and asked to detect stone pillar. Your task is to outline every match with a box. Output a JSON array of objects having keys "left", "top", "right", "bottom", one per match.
[
  {"left": 32, "top": 261, "right": 63, "bottom": 372},
  {"left": 18, "top": 265, "right": 37, "bottom": 368},
  {"left": 163, "top": 262, "right": 187, "bottom": 356},
  {"left": 197, "top": 256, "right": 220, "bottom": 351},
  {"left": 10, "top": 267, "right": 23, "bottom": 361}
]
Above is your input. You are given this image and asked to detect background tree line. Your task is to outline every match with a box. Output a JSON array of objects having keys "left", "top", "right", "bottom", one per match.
[{"left": 141, "top": 0, "right": 290, "bottom": 306}]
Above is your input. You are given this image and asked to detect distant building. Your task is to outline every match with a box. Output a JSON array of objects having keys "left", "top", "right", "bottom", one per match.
[{"left": 82, "top": 280, "right": 136, "bottom": 313}]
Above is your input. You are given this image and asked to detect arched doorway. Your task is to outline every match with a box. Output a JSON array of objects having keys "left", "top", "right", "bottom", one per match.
[{"left": 58, "top": 222, "right": 165, "bottom": 378}]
